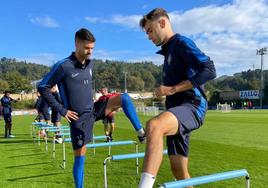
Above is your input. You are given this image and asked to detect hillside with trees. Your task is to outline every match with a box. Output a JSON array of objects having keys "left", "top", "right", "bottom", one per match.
[
  {"left": 0, "top": 57, "right": 267, "bottom": 105},
  {"left": 0, "top": 57, "right": 50, "bottom": 93}
]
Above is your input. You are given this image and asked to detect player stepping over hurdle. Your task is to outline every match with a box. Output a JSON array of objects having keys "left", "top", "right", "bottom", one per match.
[{"left": 95, "top": 87, "right": 145, "bottom": 143}]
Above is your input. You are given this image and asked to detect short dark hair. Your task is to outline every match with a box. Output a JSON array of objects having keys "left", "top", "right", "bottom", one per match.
[
  {"left": 75, "top": 28, "right": 96, "bottom": 42},
  {"left": 4, "top": 90, "right": 10, "bottom": 95},
  {"left": 140, "top": 8, "right": 169, "bottom": 28}
]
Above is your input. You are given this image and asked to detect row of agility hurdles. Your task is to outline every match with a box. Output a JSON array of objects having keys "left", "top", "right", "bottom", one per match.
[{"left": 31, "top": 122, "right": 250, "bottom": 188}]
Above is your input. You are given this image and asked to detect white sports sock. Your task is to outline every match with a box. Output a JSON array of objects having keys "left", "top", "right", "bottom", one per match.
[
  {"left": 138, "top": 172, "right": 155, "bottom": 188},
  {"left": 137, "top": 128, "right": 145, "bottom": 137}
]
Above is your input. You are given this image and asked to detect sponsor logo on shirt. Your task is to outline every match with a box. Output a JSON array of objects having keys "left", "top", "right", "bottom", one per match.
[{"left": 71, "top": 73, "right": 79, "bottom": 78}]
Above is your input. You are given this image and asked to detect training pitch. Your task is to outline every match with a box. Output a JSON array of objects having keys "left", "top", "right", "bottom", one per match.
[{"left": 0, "top": 110, "right": 267, "bottom": 187}]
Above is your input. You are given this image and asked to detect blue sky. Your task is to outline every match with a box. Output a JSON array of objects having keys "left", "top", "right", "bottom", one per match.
[{"left": 0, "top": 0, "right": 267, "bottom": 76}]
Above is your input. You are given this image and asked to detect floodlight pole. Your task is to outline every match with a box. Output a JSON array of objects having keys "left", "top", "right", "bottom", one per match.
[{"left": 256, "top": 47, "right": 267, "bottom": 109}]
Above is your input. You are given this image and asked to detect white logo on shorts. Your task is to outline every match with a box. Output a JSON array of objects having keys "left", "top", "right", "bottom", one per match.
[{"left": 77, "top": 135, "right": 83, "bottom": 146}]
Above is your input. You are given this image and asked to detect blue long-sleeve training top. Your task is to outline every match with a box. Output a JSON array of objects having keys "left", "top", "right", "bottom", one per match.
[
  {"left": 1, "top": 96, "right": 16, "bottom": 115},
  {"left": 38, "top": 52, "right": 94, "bottom": 116},
  {"left": 157, "top": 34, "right": 216, "bottom": 111}
]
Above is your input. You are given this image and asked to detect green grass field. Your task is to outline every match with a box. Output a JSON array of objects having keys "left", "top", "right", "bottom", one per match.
[{"left": 0, "top": 110, "right": 268, "bottom": 188}]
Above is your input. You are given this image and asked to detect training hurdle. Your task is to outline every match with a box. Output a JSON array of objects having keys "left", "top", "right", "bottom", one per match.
[
  {"left": 86, "top": 140, "right": 138, "bottom": 158},
  {"left": 32, "top": 122, "right": 69, "bottom": 146},
  {"left": 103, "top": 150, "right": 168, "bottom": 188},
  {"left": 51, "top": 131, "right": 70, "bottom": 158},
  {"left": 41, "top": 126, "right": 69, "bottom": 151},
  {"left": 46, "top": 127, "right": 69, "bottom": 152},
  {"left": 31, "top": 122, "right": 47, "bottom": 141},
  {"left": 61, "top": 135, "right": 109, "bottom": 158},
  {"left": 61, "top": 135, "right": 117, "bottom": 169},
  {"left": 160, "top": 169, "right": 250, "bottom": 188},
  {"left": 32, "top": 122, "right": 70, "bottom": 156},
  {"left": 92, "top": 135, "right": 110, "bottom": 155}
]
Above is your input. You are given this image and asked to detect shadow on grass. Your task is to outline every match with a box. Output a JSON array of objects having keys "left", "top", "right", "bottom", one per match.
[
  {"left": 9, "top": 152, "right": 46, "bottom": 158},
  {"left": 0, "top": 139, "right": 34, "bottom": 144},
  {"left": 6, "top": 161, "right": 51, "bottom": 169},
  {"left": 7, "top": 172, "right": 63, "bottom": 181},
  {"left": 5, "top": 147, "right": 37, "bottom": 151}
]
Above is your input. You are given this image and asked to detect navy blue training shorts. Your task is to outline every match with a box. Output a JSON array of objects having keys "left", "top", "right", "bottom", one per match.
[
  {"left": 51, "top": 110, "right": 61, "bottom": 123},
  {"left": 39, "top": 111, "right": 50, "bottom": 121},
  {"left": 70, "top": 112, "right": 95, "bottom": 150},
  {"left": 3, "top": 113, "right": 12, "bottom": 124},
  {"left": 166, "top": 103, "right": 206, "bottom": 157}
]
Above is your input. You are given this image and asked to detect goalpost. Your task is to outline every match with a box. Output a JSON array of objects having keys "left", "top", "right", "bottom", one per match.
[
  {"left": 142, "top": 102, "right": 166, "bottom": 116},
  {"left": 217, "top": 103, "right": 231, "bottom": 113}
]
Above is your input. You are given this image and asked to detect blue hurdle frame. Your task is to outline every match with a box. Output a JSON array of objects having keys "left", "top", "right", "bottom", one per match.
[
  {"left": 160, "top": 169, "right": 250, "bottom": 188},
  {"left": 61, "top": 137, "right": 132, "bottom": 169},
  {"left": 103, "top": 150, "right": 168, "bottom": 188},
  {"left": 61, "top": 135, "right": 109, "bottom": 169},
  {"left": 32, "top": 122, "right": 69, "bottom": 150}
]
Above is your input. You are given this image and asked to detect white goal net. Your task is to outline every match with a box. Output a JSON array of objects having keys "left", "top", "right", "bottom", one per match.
[{"left": 217, "top": 103, "right": 231, "bottom": 113}]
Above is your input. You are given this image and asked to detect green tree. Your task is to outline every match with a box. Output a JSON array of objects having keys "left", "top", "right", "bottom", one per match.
[
  {"left": 127, "top": 76, "right": 144, "bottom": 91},
  {"left": 3, "top": 72, "right": 32, "bottom": 93},
  {"left": 0, "top": 79, "right": 9, "bottom": 92}
]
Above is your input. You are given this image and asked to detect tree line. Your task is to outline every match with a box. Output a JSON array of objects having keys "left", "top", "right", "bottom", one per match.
[{"left": 0, "top": 57, "right": 267, "bottom": 105}]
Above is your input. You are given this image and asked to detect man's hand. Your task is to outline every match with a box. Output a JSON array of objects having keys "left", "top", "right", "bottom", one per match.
[
  {"left": 154, "top": 85, "right": 176, "bottom": 98},
  {"left": 65, "top": 110, "right": 79, "bottom": 122}
]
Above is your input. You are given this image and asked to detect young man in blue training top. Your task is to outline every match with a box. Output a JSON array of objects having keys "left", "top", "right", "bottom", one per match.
[
  {"left": 1, "top": 91, "right": 18, "bottom": 138},
  {"left": 34, "top": 92, "right": 42, "bottom": 122},
  {"left": 51, "top": 85, "right": 63, "bottom": 143},
  {"left": 38, "top": 28, "right": 145, "bottom": 188},
  {"left": 138, "top": 8, "right": 216, "bottom": 188}
]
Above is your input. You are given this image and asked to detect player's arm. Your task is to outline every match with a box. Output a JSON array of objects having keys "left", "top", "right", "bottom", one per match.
[
  {"left": 156, "top": 60, "right": 216, "bottom": 96},
  {"left": 155, "top": 80, "right": 193, "bottom": 97},
  {"left": 155, "top": 40, "right": 216, "bottom": 97},
  {"left": 10, "top": 97, "right": 19, "bottom": 103},
  {"left": 38, "top": 64, "right": 68, "bottom": 117},
  {"left": 179, "top": 39, "right": 216, "bottom": 87}
]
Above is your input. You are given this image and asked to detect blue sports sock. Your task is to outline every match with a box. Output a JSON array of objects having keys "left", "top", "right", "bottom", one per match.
[
  {"left": 121, "top": 93, "right": 143, "bottom": 132},
  {"left": 73, "top": 156, "right": 85, "bottom": 188}
]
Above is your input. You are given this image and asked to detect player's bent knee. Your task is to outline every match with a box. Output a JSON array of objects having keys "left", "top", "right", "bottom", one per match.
[{"left": 146, "top": 118, "right": 163, "bottom": 135}]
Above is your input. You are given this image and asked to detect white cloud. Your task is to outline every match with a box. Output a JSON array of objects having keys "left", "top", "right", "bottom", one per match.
[
  {"left": 85, "top": 16, "right": 101, "bottom": 23},
  {"left": 169, "top": 0, "right": 268, "bottom": 35},
  {"left": 109, "top": 15, "right": 141, "bottom": 28},
  {"left": 85, "top": 15, "right": 141, "bottom": 29},
  {"left": 29, "top": 15, "right": 59, "bottom": 28},
  {"left": 142, "top": 4, "right": 148, "bottom": 10},
  {"left": 85, "top": 0, "right": 268, "bottom": 76},
  {"left": 168, "top": 0, "right": 268, "bottom": 76},
  {"left": 18, "top": 53, "right": 59, "bottom": 66},
  {"left": 93, "top": 49, "right": 163, "bottom": 64}
]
